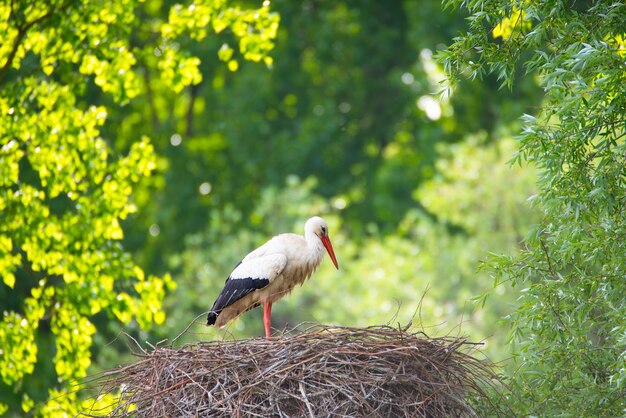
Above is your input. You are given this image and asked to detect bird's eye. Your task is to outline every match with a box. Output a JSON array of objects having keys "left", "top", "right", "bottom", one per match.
[{"left": 321, "top": 226, "right": 327, "bottom": 235}]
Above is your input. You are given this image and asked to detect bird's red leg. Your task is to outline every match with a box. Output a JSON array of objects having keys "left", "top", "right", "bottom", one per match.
[{"left": 263, "top": 299, "right": 273, "bottom": 339}]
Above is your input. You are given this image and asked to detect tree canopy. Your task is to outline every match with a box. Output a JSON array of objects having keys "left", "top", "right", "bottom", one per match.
[
  {"left": 443, "top": 0, "right": 626, "bottom": 415},
  {"left": 0, "top": 0, "right": 277, "bottom": 414}
]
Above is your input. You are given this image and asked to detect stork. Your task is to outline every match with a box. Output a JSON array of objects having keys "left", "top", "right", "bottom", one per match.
[{"left": 207, "top": 216, "right": 339, "bottom": 338}]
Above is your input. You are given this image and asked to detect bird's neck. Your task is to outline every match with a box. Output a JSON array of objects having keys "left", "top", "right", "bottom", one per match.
[
  {"left": 304, "top": 229, "right": 320, "bottom": 246},
  {"left": 304, "top": 232, "right": 325, "bottom": 264}
]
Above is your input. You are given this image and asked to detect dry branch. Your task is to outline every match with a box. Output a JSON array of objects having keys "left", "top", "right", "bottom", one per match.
[{"left": 85, "top": 324, "right": 502, "bottom": 417}]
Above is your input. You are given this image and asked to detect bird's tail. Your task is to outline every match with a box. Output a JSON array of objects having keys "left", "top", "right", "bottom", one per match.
[{"left": 207, "top": 311, "right": 218, "bottom": 326}]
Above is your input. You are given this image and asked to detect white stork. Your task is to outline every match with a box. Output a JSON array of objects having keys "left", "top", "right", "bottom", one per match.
[{"left": 207, "top": 216, "right": 339, "bottom": 338}]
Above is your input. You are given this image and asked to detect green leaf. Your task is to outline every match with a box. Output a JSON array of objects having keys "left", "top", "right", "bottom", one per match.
[{"left": 3, "top": 273, "right": 15, "bottom": 289}]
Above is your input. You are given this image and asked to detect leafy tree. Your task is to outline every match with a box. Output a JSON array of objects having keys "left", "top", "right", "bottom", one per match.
[
  {"left": 0, "top": 0, "right": 277, "bottom": 415},
  {"left": 442, "top": 0, "right": 626, "bottom": 414}
]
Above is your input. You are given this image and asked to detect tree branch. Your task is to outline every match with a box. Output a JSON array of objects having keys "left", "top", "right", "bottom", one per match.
[
  {"left": 539, "top": 236, "right": 555, "bottom": 277},
  {"left": 0, "top": 28, "right": 28, "bottom": 84},
  {"left": 185, "top": 83, "right": 199, "bottom": 137}
]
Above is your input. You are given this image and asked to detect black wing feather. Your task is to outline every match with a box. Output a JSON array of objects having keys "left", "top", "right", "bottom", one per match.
[{"left": 207, "top": 276, "right": 270, "bottom": 325}]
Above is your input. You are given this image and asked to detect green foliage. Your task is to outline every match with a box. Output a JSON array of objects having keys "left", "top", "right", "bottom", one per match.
[
  {"left": 159, "top": 0, "right": 279, "bottom": 90},
  {"left": 442, "top": 0, "right": 626, "bottom": 415},
  {"left": 0, "top": 0, "right": 277, "bottom": 415}
]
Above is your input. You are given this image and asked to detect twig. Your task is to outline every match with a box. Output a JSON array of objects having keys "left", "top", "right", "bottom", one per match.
[{"left": 298, "top": 382, "right": 315, "bottom": 418}]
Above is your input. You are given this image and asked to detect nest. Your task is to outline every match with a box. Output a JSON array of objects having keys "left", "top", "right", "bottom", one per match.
[{"left": 89, "top": 324, "right": 501, "bottom": 417}]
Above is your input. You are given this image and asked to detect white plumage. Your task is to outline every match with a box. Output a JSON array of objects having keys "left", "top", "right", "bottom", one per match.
[{"left": 207, "top": 216, "right": 339, "bottom": 337}]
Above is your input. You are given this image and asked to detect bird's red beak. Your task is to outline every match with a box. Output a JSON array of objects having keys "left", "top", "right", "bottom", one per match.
[{"left": 321, "top": 236, "right": 339, "bottom": 269}]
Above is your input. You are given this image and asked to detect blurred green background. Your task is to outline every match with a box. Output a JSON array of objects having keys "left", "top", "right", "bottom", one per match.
[{"left": 109, "top": 0, "right": 541, "bottom": 355}]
